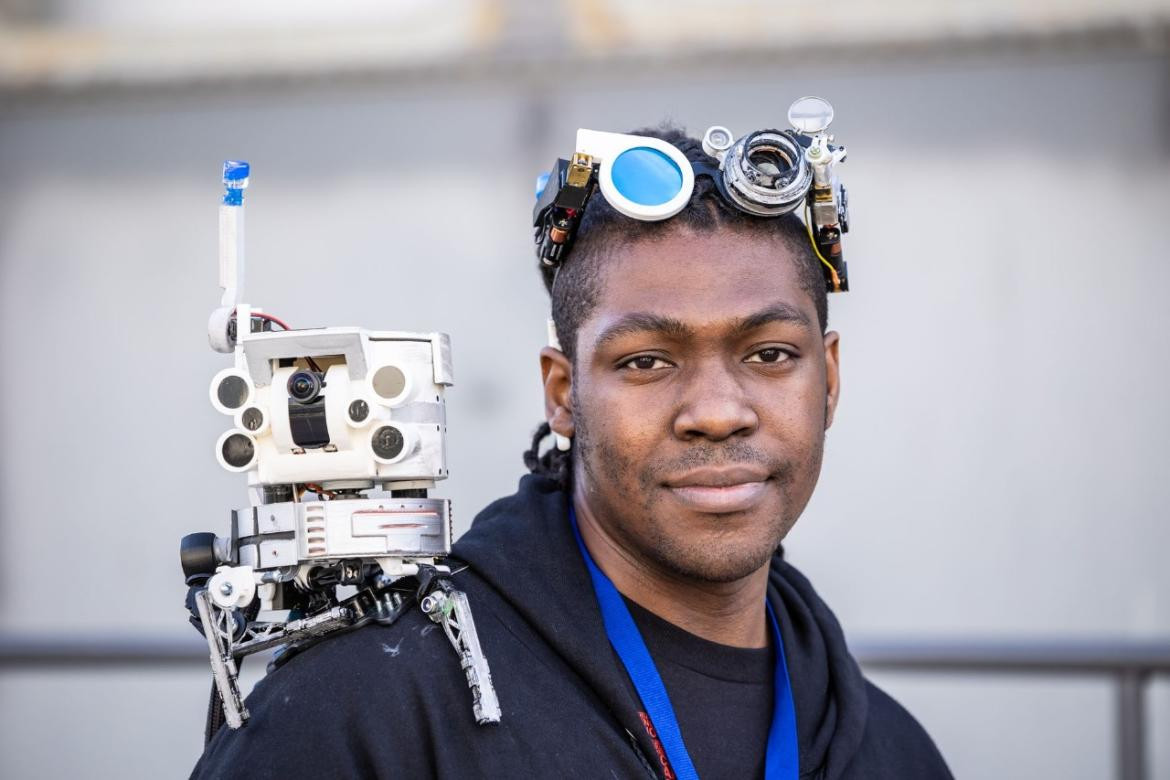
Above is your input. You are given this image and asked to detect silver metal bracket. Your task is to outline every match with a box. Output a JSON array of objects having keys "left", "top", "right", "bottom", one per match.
[
  {"left": 192, "top": 568, "right": 501, "bottom": 731},
  {"left": 420, "top": 583, "right": 502, "bottom": 725},
  {"left": 194, "top": 588, "right": 249, "bottom": 729}
]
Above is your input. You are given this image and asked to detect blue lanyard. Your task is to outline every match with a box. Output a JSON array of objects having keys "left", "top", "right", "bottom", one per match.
[{"left": 570, "top": 507, "right": 799, "bottom": 780}]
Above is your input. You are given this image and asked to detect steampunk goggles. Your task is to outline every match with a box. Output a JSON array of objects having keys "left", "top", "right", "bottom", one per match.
[{"left": 533, "top": 96, "right": 851, "bottom": 292}]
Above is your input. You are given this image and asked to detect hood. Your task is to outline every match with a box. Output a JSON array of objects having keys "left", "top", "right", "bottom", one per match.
[{"left": 452, "top": 473, "right": 869, "bottom": 779}]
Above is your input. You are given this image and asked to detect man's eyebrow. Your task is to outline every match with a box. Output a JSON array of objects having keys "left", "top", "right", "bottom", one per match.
[
  {"left": 594, "top": 312, "right": 694, "bottom": 348},
  {"left": 733, "top": 303, "right": 813, "bottom": 334}
]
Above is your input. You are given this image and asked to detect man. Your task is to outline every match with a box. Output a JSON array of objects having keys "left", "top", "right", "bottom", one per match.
[{"left": 193, "top": 127, "right": 951, "bottom": 779}]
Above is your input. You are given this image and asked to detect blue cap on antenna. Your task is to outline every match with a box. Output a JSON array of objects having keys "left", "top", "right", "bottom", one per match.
[
  {"left": 222, "top": 160, "right": 250, "bottom": 205},
  {"left": 223, "top": 160, "right": 250, "bottom": 182}
]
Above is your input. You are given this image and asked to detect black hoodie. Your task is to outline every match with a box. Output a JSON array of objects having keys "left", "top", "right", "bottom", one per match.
[{"left": 192, "top": 475, "right": 952, "bottom": 779}]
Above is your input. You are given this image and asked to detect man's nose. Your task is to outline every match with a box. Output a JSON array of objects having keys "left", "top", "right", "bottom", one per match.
[{"left": 672, "top": 360, "right": 759, "bottom": 442}]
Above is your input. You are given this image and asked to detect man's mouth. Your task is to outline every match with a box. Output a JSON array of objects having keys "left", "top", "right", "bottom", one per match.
[{"left": 663, "top": 466, "right": 772, "bottom": 514}]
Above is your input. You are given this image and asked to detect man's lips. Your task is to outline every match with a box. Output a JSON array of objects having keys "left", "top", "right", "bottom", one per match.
[{"left": 663, "top": 466, "right": 771, "bottom": 514}]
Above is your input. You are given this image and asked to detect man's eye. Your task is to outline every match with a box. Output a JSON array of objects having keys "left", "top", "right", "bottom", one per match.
[
  {"left": 745, "top": 347, "right": 791, "bottom": 364},
  {"left": 621, "top": 355, "right": 671, "bottom": 370}
]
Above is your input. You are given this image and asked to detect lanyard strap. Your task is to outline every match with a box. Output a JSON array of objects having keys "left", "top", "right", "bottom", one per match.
[{"left": 570, "top": 507, "right": 799, "bottom": 780}]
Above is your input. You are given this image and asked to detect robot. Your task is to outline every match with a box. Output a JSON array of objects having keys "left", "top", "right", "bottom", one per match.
[{"left": 181, "top": 161, "right": 499, "bottom": 741}]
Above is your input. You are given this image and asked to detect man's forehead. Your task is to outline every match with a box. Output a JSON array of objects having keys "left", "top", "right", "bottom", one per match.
[{"left": 585, "top": 230, "right": 818, "bottom": 340}]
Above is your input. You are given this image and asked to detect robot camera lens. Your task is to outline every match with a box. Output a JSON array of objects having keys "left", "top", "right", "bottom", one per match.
[
  {"left": 372, "top": 365, "right": 407, "bottom": 401},
  {"left": 287, "top": 371, "right": 323, "bottom": 403},
  {"left": 217, "top": 375, "right": 249, "bottom": 410},
  {"left": 371, "top": 425, "right": 405, "bottom": 460},
  {"left": 349, "top": 399, "right": 369, "bottom": 423},
  {"left": 241, "top": 407, "right": 264, "bottom": 431},
  {"left": 221, "top": 433, "right": 255, "bottom": 469}
]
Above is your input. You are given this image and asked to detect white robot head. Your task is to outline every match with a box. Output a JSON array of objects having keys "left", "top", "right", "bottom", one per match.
[{"left": 208, "top": 328, "right": 453, "bottom": 490}]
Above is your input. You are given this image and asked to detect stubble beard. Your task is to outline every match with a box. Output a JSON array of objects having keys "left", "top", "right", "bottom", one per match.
[{"left": 573, "top": 397, "right": 825, "bottom": 585}]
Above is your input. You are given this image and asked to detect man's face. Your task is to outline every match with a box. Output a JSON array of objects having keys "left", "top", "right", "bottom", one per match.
[{"left": 547, "top": 228, "right": 840, "bottom": 584}]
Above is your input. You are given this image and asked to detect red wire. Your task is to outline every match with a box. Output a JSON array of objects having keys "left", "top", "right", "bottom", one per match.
[
  {"left": 304, "top": 483, "right": 336, "bottom": 498},
  {"left": 234, "top": 309, "right": 291, "bottom": 331},
  {"left": 231, "top": 308, "right": 318, "bottom": 369}
]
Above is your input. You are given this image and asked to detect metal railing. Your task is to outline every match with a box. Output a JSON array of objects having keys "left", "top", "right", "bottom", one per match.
[
  {"left": 858, "top": 639, "right": 1170, "bottom": 780},
  {"left": 2, "top": 634, "right": 1168, "bottom": 780}
]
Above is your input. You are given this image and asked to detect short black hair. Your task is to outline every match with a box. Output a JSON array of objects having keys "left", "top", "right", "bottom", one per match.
[
  {"left": 539, "top": 124, "right": 829, "bottom": 364},
  {"left": 525, "top": 124, "right": 830, "bottom": 488}
]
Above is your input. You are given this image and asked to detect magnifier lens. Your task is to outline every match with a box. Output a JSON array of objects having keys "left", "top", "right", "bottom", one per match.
[
  {"left": 748, "top": 147, "right": 794, "bottom": 177},
  {"left": 610, "top": 147, "right": 684, "bottom": 206}
]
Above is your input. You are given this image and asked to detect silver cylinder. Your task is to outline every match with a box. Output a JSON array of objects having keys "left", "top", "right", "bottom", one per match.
[{"left": 720, "top": 130, "right": 812, "bottom": 216}]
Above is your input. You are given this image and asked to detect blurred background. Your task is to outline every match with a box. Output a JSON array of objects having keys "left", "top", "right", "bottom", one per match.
[{"left": 1, "top": 1, "right": 1169, "bottom": 778}]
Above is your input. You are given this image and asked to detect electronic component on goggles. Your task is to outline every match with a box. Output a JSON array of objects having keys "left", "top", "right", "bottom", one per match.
[{"left": 532, "top": 96, "right": 851, "bottom": 292}]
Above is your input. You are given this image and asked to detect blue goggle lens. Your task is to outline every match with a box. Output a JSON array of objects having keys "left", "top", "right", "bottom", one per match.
[{"left": 610, "top": 147, "right": 683, "bottom": 206}]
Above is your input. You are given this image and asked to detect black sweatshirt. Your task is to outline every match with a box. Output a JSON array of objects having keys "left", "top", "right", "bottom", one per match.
[
  {"left": 624, "top": 596, "right": 775, "bottom": 778},
  {"left": 192, "top": 475, "right": 953, "bottom": 779}
]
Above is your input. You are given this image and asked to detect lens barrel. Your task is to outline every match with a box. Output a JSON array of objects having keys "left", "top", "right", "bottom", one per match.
[
  {"left": 720, "top": 130, "right": 811, "bottom": 217},
  {"left": 287, "top": 370, "right": 324, "bottom": 404}
]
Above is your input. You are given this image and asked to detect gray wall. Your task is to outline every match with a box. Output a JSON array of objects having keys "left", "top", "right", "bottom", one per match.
[{"left": 1, "top": 51, "right": 1168, "bottom": 778}]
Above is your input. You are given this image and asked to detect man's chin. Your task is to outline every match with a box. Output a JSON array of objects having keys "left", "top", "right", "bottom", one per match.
[
  {"left": 646, "top": 530, "right": 780, "bottom": 584},
  {"left": 631, "top": 495, "right": 786, "bottom": 582}
]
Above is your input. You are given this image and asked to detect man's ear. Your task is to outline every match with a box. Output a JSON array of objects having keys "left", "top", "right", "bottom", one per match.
[
  {"left": 540, "top": 346, "right": 575, "bottom": 438},
  {"left": 823, "top": 331, "right": 841, "bottom": 430}
]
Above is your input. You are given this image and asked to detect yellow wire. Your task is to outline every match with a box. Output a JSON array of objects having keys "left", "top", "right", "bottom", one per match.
[{"left": 804, "top": 202, "right": 841, "bottom": 292}]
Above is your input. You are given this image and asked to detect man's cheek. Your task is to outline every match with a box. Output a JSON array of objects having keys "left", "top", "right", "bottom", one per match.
[{"left": 587, "top": 423, "right": 633, "bottom": 485}]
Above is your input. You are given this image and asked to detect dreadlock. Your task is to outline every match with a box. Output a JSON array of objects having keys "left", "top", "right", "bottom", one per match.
[
  {"left": 523, "top": 123, "right": 830, "bottom": 490},
  {"left": 522, "top": 421, "right": 574, "bottom": 489}
]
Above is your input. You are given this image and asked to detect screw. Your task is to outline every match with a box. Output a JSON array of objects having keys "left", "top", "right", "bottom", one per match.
[{"left": 219, "top": 582, "right": 234, "bottom": 596}]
